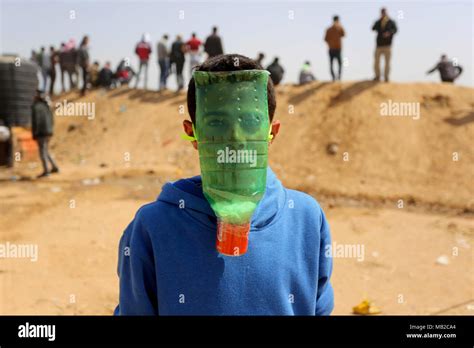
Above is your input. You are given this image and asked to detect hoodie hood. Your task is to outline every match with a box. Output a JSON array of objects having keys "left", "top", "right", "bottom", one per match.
[{"left": 157, "top": 167, "right": 286, "bottom": 231}]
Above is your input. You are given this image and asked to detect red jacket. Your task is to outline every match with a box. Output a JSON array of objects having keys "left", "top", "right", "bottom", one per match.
[
  {"left": 135, "top": 41, "right": 152, "bottom": 61},
  {"left": 186, "top": 38, "right": 202, "bottom": 52}
]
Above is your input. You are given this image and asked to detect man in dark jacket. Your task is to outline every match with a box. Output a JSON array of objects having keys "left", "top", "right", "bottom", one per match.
[
  {"left": 98, "top": 61, "right": 114, "bottom": 88},
  {"left": 204, "top": 26, "right": 224, "bottom": 59},
  {"left": 427, "top": 54, "right": 463, "bottom": 83},
  {"left": 372, "top": 8, "right": 397, "bottom": 82},
  {"left": 266, "top": 57, "right": 285, "bottom": 85},
  {"left": 170, "top": 35, "right": 186, "bottom": 91},
  {"left": 31, "top": 90, "right": 59, "bottom": 178}
]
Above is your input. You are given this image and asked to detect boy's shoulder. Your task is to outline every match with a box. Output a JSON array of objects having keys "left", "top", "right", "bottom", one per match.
[
  {"left": 284, "top": 187, "right": 325, "bottom": 218},
  {"left": 133, "top": 199, "right": 175, "bottom": 225}
]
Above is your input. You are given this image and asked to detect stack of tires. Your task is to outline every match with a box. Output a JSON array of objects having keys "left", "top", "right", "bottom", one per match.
[{"left": 0, "top": 55, "right": 38, "bottom": 166}]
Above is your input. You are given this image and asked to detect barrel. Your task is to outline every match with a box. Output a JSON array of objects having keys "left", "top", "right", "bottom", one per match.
[{"left": 0, "top": 55, "right": 38, "bottom": 127}]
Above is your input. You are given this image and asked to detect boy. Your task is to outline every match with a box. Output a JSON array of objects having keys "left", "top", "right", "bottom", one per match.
[{"left": 114, "top": 54, "right": 333, "bottom": 315}]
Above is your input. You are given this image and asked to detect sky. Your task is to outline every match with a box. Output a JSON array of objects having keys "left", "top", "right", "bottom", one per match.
[{"left": 0, "top": 0, "right": 473, "bottom": 91}]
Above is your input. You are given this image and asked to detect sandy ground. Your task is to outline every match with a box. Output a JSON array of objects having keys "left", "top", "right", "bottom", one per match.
[{"left": 0, "top": 81, "right": 473, "bottom": 315}]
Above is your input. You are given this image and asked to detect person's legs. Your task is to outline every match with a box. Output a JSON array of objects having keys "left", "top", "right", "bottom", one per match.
[
  {"left": 81, "top": 66, "right": 88, "bottom": 95},
  {"left": 336, "top": 50, "right": 342, "bottom": 80},
  {"left": 176, "top": 61, "right": 184, "bottom": 90},
  {"left": 71, "top": 68, "right": 77, "bottom": 89},
  {"left": 41, "top": 69, "right": 48, "bottom": 91},
  {"left": 135, "top": 61, "right": 143, "bottom": 88},
  {"left": 61, "top": 68, "right": 66, "bottom": 92},
  {"left": 37, "top": 137, "right": 49, "bottom": 175},
  {"left": 144, "top": 61, "right": 149, "bottom": 89},
  {"left": 329, "top": 49, "right": 336, "bottom": 81},
  {"left": 159, "top": 59, "right": 166, "bottom": 89},
  {"left": 49, "top": 70, "right": 56, "bottom": 95},
  {"left": 190, "top": 52, "right": 200, "bottom": 77},
  {"left": 165, "top": 59, "right": 170, "bottom": 82},
  {"left": 44, "top": 137, "right": 59, "bottom": 172},
  {"left": 383, "top": 47, "right": 392, "bottom": 82},
  {"left": 374, "top": 47, "right": 382, "bottom": 80}
]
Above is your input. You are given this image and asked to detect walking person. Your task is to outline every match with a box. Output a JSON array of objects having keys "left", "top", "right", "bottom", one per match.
[
  {"left": 204, "top": 26, "right": 224, "bottom": 59},
  {"left": 58, "top": 43, "right": 68, "bottom": 92},
  {"left": 324, "top": 15, "right": 345, "bottom": 81},
  {"left": 157, "top": 34, "right": 170, "bottom": 91},
  {"left": 186, "top": 32, "right": 202, "bottom": 76},
  {"left": 38, "top": 47, "right": 51, "bottom": 92},
  {"left": 170, "top": 35, "right": 185, "bottom": 91},
  {"left": 59, "top": 39, "right": 78, "bottom": 91},
  {"left": 426, "top": 54, "right": 463, "bottom": 83},
  {"left": 134, "top": 33, "right": 152, "bottom": 89},
  {"left": 77, "top": 35, "right": 90, "bottom": 96},
  {"left": 31, "top": 90, "right": 59, "bottom": 178},
  {"left": 372, "top": 8, "right": 398, "bottom": 82},
  {"left": 49, "top": 46, "right": 59, "bottom": 95}
]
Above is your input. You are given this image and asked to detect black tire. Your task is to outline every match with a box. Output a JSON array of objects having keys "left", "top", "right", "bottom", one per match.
[{"left": 0, "top": 56, "right": 38, "bottom": 127}]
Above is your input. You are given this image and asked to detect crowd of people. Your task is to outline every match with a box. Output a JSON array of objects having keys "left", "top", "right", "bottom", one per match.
[{"left": 30, "top": 9, "right": 464, "bottom": 98}]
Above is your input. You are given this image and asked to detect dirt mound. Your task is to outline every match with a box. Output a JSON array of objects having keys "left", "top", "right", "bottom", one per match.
[
  {"left": 2, "top": 81, "right": 473, "bottom": 315},
  {"left": 50, "top": 81, "right": 474, "bottom": 212}
]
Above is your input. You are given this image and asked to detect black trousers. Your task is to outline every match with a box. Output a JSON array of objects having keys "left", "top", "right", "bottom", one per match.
[
  {"left": 81, "top": 66, "right": 88, "bottom": 95},
  {"left": 329, "top": 49, "right": 342, "bottom": 81}
]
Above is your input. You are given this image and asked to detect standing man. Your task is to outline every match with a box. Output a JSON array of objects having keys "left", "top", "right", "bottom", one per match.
[
  {"left": 157, "top": 34, "right": 170, "bottom": 91},
  {"left": 39, "top": 47, "right": 51, "bottom": 92},
  {"left": 49, "top": 46, "right": 59, "bottom": 95},
  {"left": 372, "top": 8, "right": 397, "bottom": 82},
  {"left": 134, "top": 33, "right": 152, "bottom": 89},
  {"left": 186, "top": 32, "right": 202, "bottom": 77},
  {"left": 77, "top": 35, "right": 90, "bottom": 96},
  {"left": 170, "top": 35, "right": 185, "bottom": 91},
  {"left": 266, "top": 57, "right": 285, "bottom": 85},
  {"left": 204, "top": 26, "right": 224, "bottom": 59},
  {"left": 324, "top": 15, "right": 345, "bottom": 81},
  {"left": 59, "top": 39, "right": 78, "bottom": 92},
  {"left": 31, "top": 90, "right": 59, "bottom": 178}
]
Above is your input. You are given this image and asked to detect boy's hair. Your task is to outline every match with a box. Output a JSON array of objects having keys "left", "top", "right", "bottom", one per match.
[{"left": 187, "top": 54, "right": 276, "bottom": 125}]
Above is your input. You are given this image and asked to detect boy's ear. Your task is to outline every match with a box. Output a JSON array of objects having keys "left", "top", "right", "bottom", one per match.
[
  {"left": 270, "top": 120, "right": 281, "bottom": 145},
  {"left": 183, "top": 120, "right": 198, "bottom": 150}
]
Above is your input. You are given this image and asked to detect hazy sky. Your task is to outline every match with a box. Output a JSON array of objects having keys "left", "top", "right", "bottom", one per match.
[{"left": 1, "top": 0, "right": 473, "bottom": 90}]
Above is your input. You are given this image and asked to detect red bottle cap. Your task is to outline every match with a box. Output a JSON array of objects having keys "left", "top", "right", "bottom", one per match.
[{"left": 216, "top": 220, "right": 251, "bottom": 256}]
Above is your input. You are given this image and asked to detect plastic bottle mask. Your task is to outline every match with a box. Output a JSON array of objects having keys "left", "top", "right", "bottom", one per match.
[{"left": 188, "top": 70, "right": 272, "bottom": 256}]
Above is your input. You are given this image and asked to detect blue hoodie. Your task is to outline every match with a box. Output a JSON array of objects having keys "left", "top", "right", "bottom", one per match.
[{"left": 114, "top": 167, "right": 333, "bottom": 315}]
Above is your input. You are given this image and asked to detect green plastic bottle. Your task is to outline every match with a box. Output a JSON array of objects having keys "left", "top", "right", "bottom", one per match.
[{"left": 193, "top": 70, "right": 271, "bottom": 256}]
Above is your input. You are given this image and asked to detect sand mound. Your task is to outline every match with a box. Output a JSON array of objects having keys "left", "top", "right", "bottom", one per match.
[
  {"left": 50, "top": 81, "right": 474, "bottom": 212},
  {"left": 2, "top": 81, "right": 473, "bottom": 315}
]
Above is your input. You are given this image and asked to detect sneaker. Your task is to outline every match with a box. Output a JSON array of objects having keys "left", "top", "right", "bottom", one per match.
[
  {"left": 51, "top": 167, "right": 60, "bottom": 174},
  {"left": 37, "top": 172, "right": 50, "bottom": 179}
]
